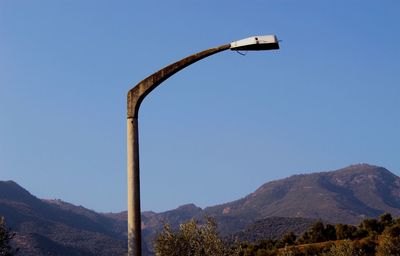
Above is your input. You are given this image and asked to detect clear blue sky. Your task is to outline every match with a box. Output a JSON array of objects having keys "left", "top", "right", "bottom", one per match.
[{"left": 1, "top": 0, "right": 399, "bottom": 213}]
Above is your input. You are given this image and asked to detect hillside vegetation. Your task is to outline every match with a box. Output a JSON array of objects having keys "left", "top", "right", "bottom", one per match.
[
  {"left": 238, "top": 213, "right": 400, "bottom": 256},
  {"left": 155, "top": 213, "right": 400, "bottom": 256}
]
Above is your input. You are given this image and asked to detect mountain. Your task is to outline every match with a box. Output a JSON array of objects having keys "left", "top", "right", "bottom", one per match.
[
  {"left": 1, "top": 164, "right": 400, "bottom": 255},
  {"left": 202, "top": 164, "right": 400, "bottom": 225},
  {"left": 116, "top": 164, "right": 400, "bottom": 253},
  {"left": 0, "top": 181, "right": 126, "bottom": 255},
  {"left": 137, "top": 164, "right": 400, "bottom": 251}
]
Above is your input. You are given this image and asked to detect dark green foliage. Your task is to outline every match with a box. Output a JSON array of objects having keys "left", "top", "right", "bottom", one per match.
[
  {"left": 379, "top": 213, "right": 393, "bottom": 227},
  {"left": 280, "top": 231, "right": 297, "bottom": 246},
  {"left": 309, "top": 221, "right": 326, "bottom": 243},
  {"left": 257, "top": 239, "right": 278, "bottom": 251},
  {"left": 231, "top": 239, "right": 278, "bottom": 256},
  {"left": 335, "top": 224, "right": 357, "bottom": 240},
  {"left": 231, "top": 217, "right": 315, "bottom": 244},
  {"left": 0, "top": 217, "right": 17, "bottom": 256},
  {"left": 359, "top": 219, "right": 384, "bottom": 235},
  {"left": 324, "top": 224, "right": 337, "bottom": 241},
  {"left": 299, "top": 221, "right": 337, "bottom": 244},
  {"left": 352, "top": 228, "right": 369, "bottom": 240}
]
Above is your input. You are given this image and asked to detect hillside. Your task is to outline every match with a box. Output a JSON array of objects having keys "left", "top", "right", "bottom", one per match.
[
  {"left": 1, "top": 164, "right": 400, "bottom": 255},
  {"left": 0, "top": 181, "right": 126, "bottom": 256},
  {"left": 203, "top": 164, "right": 400, "bottom": 225}
]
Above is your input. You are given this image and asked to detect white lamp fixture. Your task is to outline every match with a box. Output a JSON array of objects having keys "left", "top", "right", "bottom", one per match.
[{"left": 230, "top": 35, "right": 279, "bottom": 51}]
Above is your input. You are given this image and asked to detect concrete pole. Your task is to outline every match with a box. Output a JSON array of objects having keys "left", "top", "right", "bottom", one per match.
[
  {"left": 127, "top": 44, "right": 230, "bottom": 256},
  {"left": 127, "top": 117, "right": 141, "bottom": 256}
]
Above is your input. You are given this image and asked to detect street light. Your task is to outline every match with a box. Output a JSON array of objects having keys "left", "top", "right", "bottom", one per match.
[{"left": 127, "top": 35, "right": 279, "bottom": 256}]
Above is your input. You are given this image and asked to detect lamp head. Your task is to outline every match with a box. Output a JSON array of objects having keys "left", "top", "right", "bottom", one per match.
[{"left": 230, "top": 35, "right": 279, "bottom": 51}]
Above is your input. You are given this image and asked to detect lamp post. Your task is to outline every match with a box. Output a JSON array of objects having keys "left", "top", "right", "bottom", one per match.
[{"left": 127, "top": 35, "right": 279, "bottom": 256}]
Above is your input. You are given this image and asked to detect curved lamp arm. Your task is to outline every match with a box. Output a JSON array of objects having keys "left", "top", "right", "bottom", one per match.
[{"left": 127, "top": 44, "right": 231, "bottom": 118}]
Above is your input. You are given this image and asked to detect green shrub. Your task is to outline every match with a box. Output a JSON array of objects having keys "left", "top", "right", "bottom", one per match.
[
  {"left": 154, "top": 218, "right": 239, "bottom": 256},
  {"left": 323, "top": 240, "right": 363, "bottom": 256}
]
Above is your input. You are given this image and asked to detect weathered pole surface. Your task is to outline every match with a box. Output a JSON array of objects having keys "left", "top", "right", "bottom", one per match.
[
  {"left": 127, "top": 44, "right": 230, "bottom": 256},
  {"left": 127, "top": 117, "right": 140, "bottom": 255}
]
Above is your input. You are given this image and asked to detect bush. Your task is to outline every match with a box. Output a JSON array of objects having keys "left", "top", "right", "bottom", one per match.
[
  {"left": 278, "top": 246, "right": 301, "bottom": 256},
  {"left": 154, "top": 218, "right": 239, "bottom": 256},
  {"left": 376, "top": 234, "right": 400, "bottom": 256},
  {"left": 323, "top": 240, "right": 362, "bottom": 256},
  {"left": 302, "top": 245, "right": 323, "bottom": 256},
  {"left": 382, "top": 224, "right": 400, "bottom": 237}
]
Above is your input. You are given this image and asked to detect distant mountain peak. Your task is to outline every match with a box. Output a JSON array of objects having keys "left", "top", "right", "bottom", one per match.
[
  {"left": 346, "top": 163, "right": 379, "bottom": 168},
  {"left": 0, "top": 180, "right": 25, "bottom": 189},
  {"left": 176, "top": 203, "right": 202, "bottom": 211},
  {"left": 335, "top": 163, "right": 389, "bottom": 173},
  {"left": 0, "top": 180, "right": 38, "bottom": 204},
  {"left": 2, "top": 180, "right": 18, "bottom": 185},
  {"left": 329, "top": 164, "right": 397, "bottom": 185}
]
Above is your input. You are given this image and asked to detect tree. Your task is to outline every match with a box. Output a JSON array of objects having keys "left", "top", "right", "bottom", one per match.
[
  {"left": 299, "top": 220, "right": 328, "bottom": 243},
  {"left": 335, "top": 224, "right": 357, "bottom": 240},
  {"left": 324, "top": 224, "right": 337, "bottom": 241},
  {"left": 0, "top": 217, "right": 17, "bottom": 256},
  {"left": 379, "top": 212, "right": 393, "bottom": 227},
  {"left": 359, "top": 218, "right": 383, "bottom": 235},
  {"left": 280, "top": 231, "right": 296, "bottom": 246},
  {"left": 309, "top": 221, "right": 325, "bottom": 243},
  {"left": 154, "top": 218, "right": 239, "bottom": 256}
]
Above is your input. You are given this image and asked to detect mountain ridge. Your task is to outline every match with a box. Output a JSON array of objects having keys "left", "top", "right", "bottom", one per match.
[
  {"left": 2, "top": 163, "right": 400, "bottom": 255},
  {"left": 0, "top": 180, "right": 127, "bottom": 255},
  {"left": 201, "top": 163, "right": 400, "bottom": 225}
]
